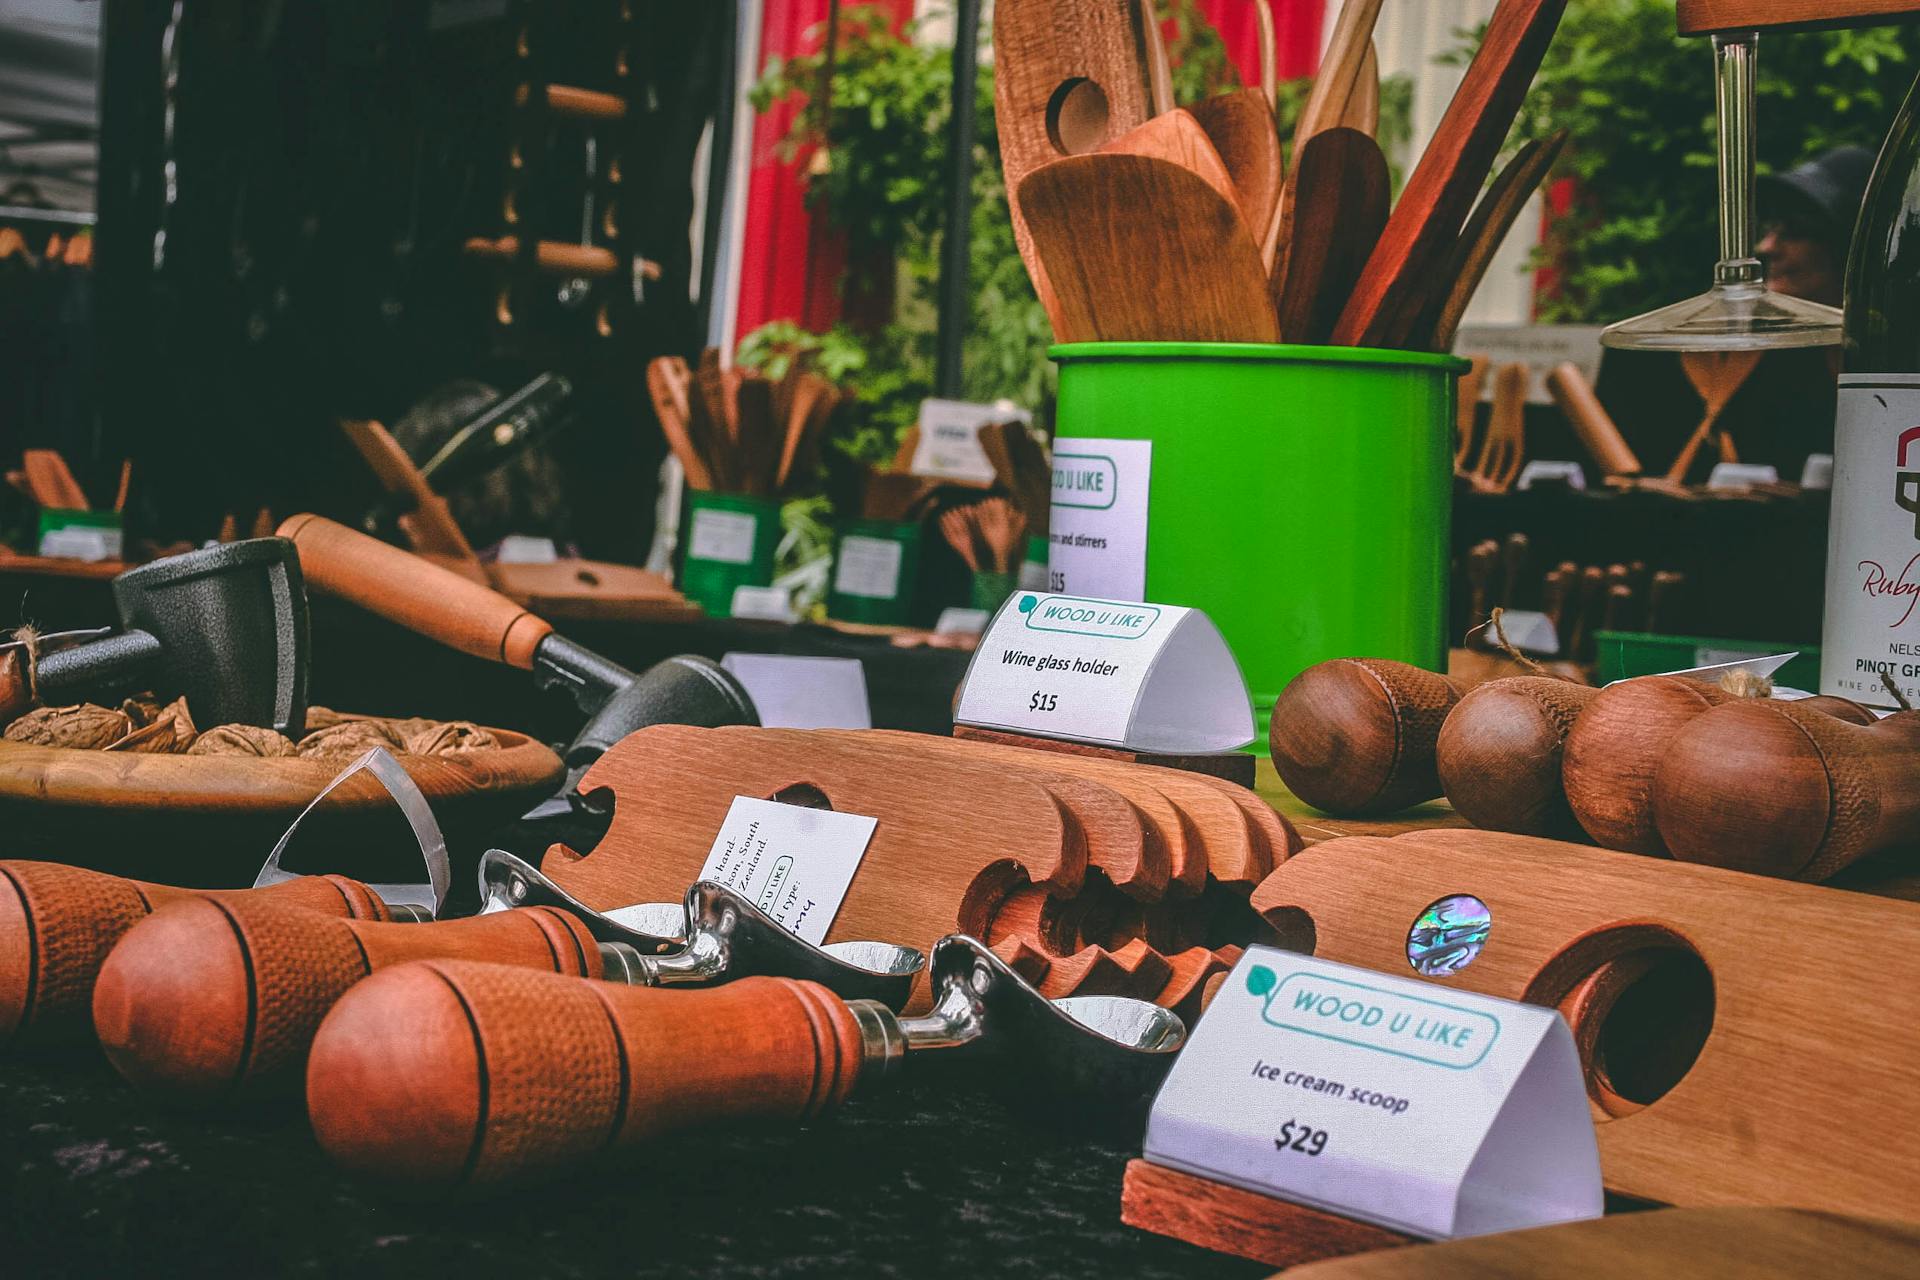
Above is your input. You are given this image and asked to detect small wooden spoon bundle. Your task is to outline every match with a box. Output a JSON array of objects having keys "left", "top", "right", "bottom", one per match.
[
  {"left": 939, "top": 498, "right": 1028, "bottom": 578},
  {"left": 645, "top": 349, "right": 838, "bottom": 497}
]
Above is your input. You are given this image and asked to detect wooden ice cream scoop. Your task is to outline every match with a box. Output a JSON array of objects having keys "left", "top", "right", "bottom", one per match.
[
  {"left": 1655, "top": 701, "right": 1920, "bottom": 881},
  {"left": 0, "top": 862, "right": 400, "bottom": 1048},
  {"left": 1435, "top": 677, "right": 1597, "bottom": 838},
  {"left": 1269, "top": 659, "right": 1463, "bottom": 816}
]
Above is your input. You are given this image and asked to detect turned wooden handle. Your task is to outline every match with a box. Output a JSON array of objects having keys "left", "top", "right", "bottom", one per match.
[
  {"left": 0, "top": 862, "right": 389, "bottom": 1047},
  {"left": 1436, "top": 677, "right": 1597, "bottom": 838},
  {"left": 1655, "top": 703, "right": 1920, "bottom": 880},
  {"left": 308, "top": 962, "right": 865, "bottom": 1188},
  {"left": 1269, "top": 658, "right": 1464, "bottom": 815},
  {"left": 1546, "top": 362, "right": 1641, "bottom": 477},
  {"left": 277, "top": 514, "right": 553, "bottom": 669},
  {"left": 92, "top": 901, "right": 598, "bottom": 1104}
]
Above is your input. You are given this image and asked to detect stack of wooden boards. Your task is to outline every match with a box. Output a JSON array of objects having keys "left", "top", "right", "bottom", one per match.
[
  {"left": 646, "top": 349, "right": 840, "bottom": 498},
  {"left": 996, "top": 0, "right": 1569, "bottom": 350},
  {"left": 541, "top": 725, "right": 1297, "bottom": 1014}
]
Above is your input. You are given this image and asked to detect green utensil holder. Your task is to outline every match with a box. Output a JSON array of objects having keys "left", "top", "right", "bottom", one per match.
[
  {"left": 828, "top": 518, "right": 922, "bottom": 626},
  {"left": 679, "top": 491, "right": 782, "bottom": 617},
  {"left": 970, "top": 570, "right": 1017, "bottom": 613},
  {"left": 1051, "top": 342, "right": 1466, "bottom": 741}
]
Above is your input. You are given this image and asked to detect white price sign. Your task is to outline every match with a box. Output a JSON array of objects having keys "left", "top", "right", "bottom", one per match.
[
  {"left": 696, "top": 797, "right": 876, "bottom": 946},
  {"left": 1048, "top": 438, "right": 1152, "bottom": 601}
]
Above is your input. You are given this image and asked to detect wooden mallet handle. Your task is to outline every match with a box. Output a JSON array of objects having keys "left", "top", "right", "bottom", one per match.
[
  {"left": 307, "top": 962, "right": 865, "bottom": 1188},
  {"left": 1269, "top": 659, "right": 1465, "bottom": 816},
  {"left": 0, "top": 862, "right": 391, "bottom": 1047},
  {"left": 92, "top": 901, "right": 599, "bottom": 1104},
  {"left": 277, "top": 514, "right": 553, "bottom": 669}
]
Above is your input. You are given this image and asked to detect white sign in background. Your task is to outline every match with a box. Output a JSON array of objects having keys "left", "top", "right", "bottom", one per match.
[
  {"left": 696, "top": 796, "right": 876, "bottom": 946},
  {"left": 909, "top": 398, "right": 1027, "bottom": 485},
  {"left": 953, "top": 592, "right": 1253, "bottom": 752},
  {"left": 721, "top": 653, "right": 871, "bottom": 729},
  {"left": 1048, "top": 438, "right": 1152, "bottom": 601},
  {"left": 1145, "top": 949, "right": 1602, "bottom": 1241}
]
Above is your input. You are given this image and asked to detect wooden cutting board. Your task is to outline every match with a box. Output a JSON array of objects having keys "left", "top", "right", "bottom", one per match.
[
  {"left": 1248, "top": 828, "right": 1920, "bottom": 1218},
  {"left": 545, "top": 726, "right": 1091, "bottom": 1003},
  {"left": 1281, "top": 1207, "right": 1920, "bottom": 1279}
]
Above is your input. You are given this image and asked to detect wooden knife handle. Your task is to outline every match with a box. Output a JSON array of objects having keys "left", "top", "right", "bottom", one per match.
[
  {"left": 1546, "top": 361, "right": 1641, "bottom": 477},
  {"left": 0, "top": 862, "right": 390, "bottom": 1047},
  {"left": 308, "top": 963, "right": 865, "bottom": 1188},
  {"left": 277, "top": 513, "right": 553, "bottom": 669},
  {"left": 92, "top": 901, "right": 599, "bottom": 1105},
  {"left": 1269, "top": 659, "right": 1466, "bottom": 816}
]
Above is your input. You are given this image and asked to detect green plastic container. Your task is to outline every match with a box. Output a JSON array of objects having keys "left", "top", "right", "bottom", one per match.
[
  {"left": 1594, "top": 630, "right": 1823, "bottom": 691},
  {"left": 679, "top": 491, "right": 782, "bottom": 617},
  {"left": 828, "top": 518, "right": 922, "bottom": 626},
  {"left": 1051, "top": 342, "right": 1466, "bottom": 740}
]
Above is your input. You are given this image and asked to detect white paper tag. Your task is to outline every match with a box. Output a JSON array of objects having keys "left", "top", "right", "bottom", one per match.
[
  {"left": 697, "top": 796, "right": 877, "bottom": 945},
  {"left": 729, "top": 585, "right": 795, "bottom": 622},
  {"left": 495, "top": 534, "right": 559, "bottom": 563},
  {"left": 1017, "top": 555, "right": 1049, "bottom": 591},
  {"left": 1800, "top": 452, "right": 1834, "bottom": 490},
  {"left": 1653, "top": 649, "right": 1798, "bottom": 684},
  {"left": 1707, "top": 462, "right": 1780, "bottom": 490},
  {"left": 1144, "top": 949, "right": 1602, "bottom": 1241},
  {"left": 720, "top": 653, "right": 871, "bottom": 729},
  {"left": 909, "top": 399, "right": 1024, "bottom": 484},
  {"left": 934, "top": 606, "right": 990, "bottom": 635},
  {"left": 833, "top": 534, "right": 905, "bottom": 600},
  {"left": 1490, "top": 609, "right": 1560, "bottom": 655},
  {"left": 689, "top": 508, "right": 759, "bottom": 565},
  {"left": 1049, "top": 438, "right": 1152, "bottom": 600},
  {"left": 38, "top": 526, "right": 121, "bottom": 562},
  {"left": 1452, "top": 324, "right": 1605, "bottom": 403},
  {"left": 954, "top": 591, "right": 1253, "bottom": 752},
  {"left": 1515, "top": 460, "right": 1587, "bottom": 491}
]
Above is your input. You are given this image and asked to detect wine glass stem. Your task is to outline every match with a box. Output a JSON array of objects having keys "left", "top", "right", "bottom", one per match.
[{"left": 1714, "top": 31, "right": 1762, "bottom": 285}]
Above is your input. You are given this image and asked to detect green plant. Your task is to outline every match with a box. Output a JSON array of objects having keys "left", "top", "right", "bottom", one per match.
[{"left": 1500, "top": 0, "right": 1913, "bottom": 323}]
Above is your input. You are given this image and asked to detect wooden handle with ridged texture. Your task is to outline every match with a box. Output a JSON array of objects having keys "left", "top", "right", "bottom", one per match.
[
  {"left": 0, "top": 863, "right": 390, "bottom": 1047},
  {"left": 92, "top": 901, "right": 598, "bottom": 1104},
  {"left": 308, "top": 963, "right": 865, "bottom": 1188},
  {"left": 277, "top": 514, "right": 553, "bottom": 668},
  {"left": 1269, "top": 659, "right": 1465, "bottom": 816},
  {"left": 1436, "top": 677, "right": 1597, "bottom": 838},
  {"left": 1654, "top": 703, "right": 1920, "bottom": 880}
]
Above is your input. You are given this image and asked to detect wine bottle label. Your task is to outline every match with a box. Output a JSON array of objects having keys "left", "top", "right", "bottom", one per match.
[{"left": 1823, "top": 375, "right": 1920, "bottom": 705}]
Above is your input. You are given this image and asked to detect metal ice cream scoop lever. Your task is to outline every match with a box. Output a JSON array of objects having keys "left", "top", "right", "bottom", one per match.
[{"left": 476, "top": 849, "right": 923, "bottom": 1008}]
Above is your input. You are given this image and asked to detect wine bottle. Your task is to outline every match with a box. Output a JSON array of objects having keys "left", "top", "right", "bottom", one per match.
[{"left": 1824, "top": 69, "right": 1920, "bottom": 708}]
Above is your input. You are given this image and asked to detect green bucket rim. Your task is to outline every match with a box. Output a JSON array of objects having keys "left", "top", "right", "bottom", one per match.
[{"left": 1049, "top": 341, "right": 1470, "bottom": 373}]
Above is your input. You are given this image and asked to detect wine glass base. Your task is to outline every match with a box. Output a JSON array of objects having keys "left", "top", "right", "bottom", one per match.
[{"left": 1601, "top": 281, "right": 1841, "bottom": 351}]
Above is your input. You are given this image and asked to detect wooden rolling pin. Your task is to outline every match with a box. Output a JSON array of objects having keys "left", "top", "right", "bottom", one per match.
[
  {"left": 1656, "top": 701, "right": 1920, "bottom": 880},
  {"left": 92, "top": 898, "right": 598, "bottom": 1104},
  {"left": 1563, "top": 677, "right": 1875, "bottom": 854},
  {"left": 1546, "top": 362, "right": 1641, "bottom": 477},
  {"left": 309, "top": 963, "right": 859, "bottom": 1187},
  {"left": 1, "top": 863, "right": 398, "bottom": 1048},
  {"left": 1435, "top": 677, "right": 1597, "bottom": 838},
  {"left": 1268, "top": 659, "right": 1463, "bottom": 815}
]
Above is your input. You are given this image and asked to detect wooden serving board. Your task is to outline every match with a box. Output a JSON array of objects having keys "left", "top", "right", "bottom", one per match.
[
  {"left": 952, "top": 724, "right": 1256, "bottom": 787},
  {"left": 1248, "top": 828, "right": 1920, "bottom": 1218},
  {"left": 1282, "top": 1207, "right": 1920, "bottom": 1279},
  {"left": 546, "top": 726, "right": 1090, "bottom": 1002}
]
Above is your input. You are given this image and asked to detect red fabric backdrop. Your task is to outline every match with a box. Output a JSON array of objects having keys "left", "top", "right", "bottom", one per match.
[{"left": 731, "top": 0, "right": 1329, "bottom": 343}]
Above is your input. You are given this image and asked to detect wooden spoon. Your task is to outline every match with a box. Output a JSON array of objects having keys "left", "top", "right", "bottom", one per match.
[
  {"left": 1188, "top": 89, "right": 1284, "bottom": 240},
  {"left": 1265, "top": 0, "right": 1385, "bottom": 267},
  {"left": 1468, "top": 361, "right": 1528, "bottom": 493},
  {"left": 1271, "top": 127, "right": 1390, "bottom": 345},
  {"left": 646, "top": 357, "right": 714, "bottom": 490},
  {"left": 733, "top": 375, "right": 778, "bottom": 497},
  {"left": 1668, "top": 350, "right": 1761, "bottom": 483},
  {"left": 1419, "top": 130, "right": 1569, "bottom": 351},
  {"left": 1096, "top": 110, "right": 1241, "bottom": 211},
  {"left": 1018, "top": 154, "right": 1279, "bottom": 344},
  {"left": 1336, "top": 40, "right": 1381, "bottom": 137},
  {"left": 1332, "top": 0, "right": 1568, "bottom": 347}
]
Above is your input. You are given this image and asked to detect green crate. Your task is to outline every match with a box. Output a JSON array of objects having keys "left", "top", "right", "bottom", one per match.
[{"left": 1593, "top": 630, "right": 1821, "bottom": 690}]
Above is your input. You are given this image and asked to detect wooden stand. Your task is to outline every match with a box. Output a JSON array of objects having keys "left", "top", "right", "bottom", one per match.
[
  {"left": 1120, "top": 1160, "right": 1415, "bottom": 1268},
  {"left": 952, "top": 725, "right": 1256, "bottom": 788}
]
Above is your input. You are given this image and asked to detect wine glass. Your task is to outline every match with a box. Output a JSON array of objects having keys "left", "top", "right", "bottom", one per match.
[{"left": 1601, "top": 31, "right": 1842, "bottom": 351}]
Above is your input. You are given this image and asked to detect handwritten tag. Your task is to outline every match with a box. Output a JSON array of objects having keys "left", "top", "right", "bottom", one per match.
[
  {"left": 696, "top": 797, "right": 876, "bottom": 946},
  {"left": 1144, "top": 949, "right": 1602, "bottom": 1240},
  {"left": 689, "top": 507, "right": 759, "bottom": 565},
  {"left": 833, "top": 535, "right": 906, "bottom": 600},
  {"left": 954, "top": 592, "right": 1253, "bottom": 752},
  {"left": 909, "top": 399, "right": 1026, "bottom": 484},
  {"left": 1048, "top": 439, "right": 1152, "bottom": 600}
]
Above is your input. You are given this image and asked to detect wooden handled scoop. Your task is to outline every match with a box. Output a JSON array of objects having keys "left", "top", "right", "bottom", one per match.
[
  {"left": 1272, "top": 127, "right": 1390, "bottom": 345},
  {"left": 1267, "top": 658, "right": 1465, "bottom": 816},
  {"left": 1017, "top": 154, "right": 1279, "bottom": 343},
  {"left": 0, "top": 862, "right": 403, "bottom": 1049},
  {"left": 306, "top": 937, "right": 1185, "bottom": 1188}
]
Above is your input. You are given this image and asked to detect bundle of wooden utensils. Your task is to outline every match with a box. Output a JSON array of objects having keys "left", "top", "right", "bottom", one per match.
[
  {"left": 645, "top": 349, "right": 840, "bottom": 497},
  {"left": 997, "top": 0, "right": 1568, "bottom": 349}
]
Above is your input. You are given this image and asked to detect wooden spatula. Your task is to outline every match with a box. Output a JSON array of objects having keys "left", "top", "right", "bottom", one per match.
[
  {"left": 1136, "top": 0, "right": 1175, "bottom": 116},
  {"left": 1336, "top": 40, "right": 1381, "bottom": 136},
  {"left": 1096, "top": 110, "right": 1241, "bottom": 211},
  {"left": 733, "top": 375, "right": 778, "bottom": 496},
  {"left": 1668, "top": 350, "right": 1761, "bottom": 482},
  {"left": 1332, "top": 0, "right": 1568, "bottom": 347},
  {"left": 1271, "top": 127, "right": 1390, "bottom": 345},
  {"left": 993, "top": 0, "right": 1155, "bottom": 331},
  {"left": 1469, "top": 361, "right": 1528, "bottom": 493},
  {"left": 1188, "top": 89, "right": 1284, "bottom": 242},
  {"left": 647, "top": 356, "right": 714, "bottom": 490},
  {"left": 1455, "top": 353, "right": 1490, "bottom": 467},
  {"left": 1019, "top": 154, "right": 1280, "bottom": 343},
  {"left": 1265, "top": 0, "right": 1385, "bottom": 267},
  {"left": 1419, "top": 130, "right": 1568, "bottom": 351},
  {"left": 21, "top": 450, "right": 88, "bottom": 511}
]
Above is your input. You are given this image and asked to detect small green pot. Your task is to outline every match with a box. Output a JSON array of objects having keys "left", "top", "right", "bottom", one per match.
[
  {"left": 828, "top": 519, "right": 922, "bottom": 626},
  {"left": 678, "top": 491, "right": 782, "bottom": 617}
]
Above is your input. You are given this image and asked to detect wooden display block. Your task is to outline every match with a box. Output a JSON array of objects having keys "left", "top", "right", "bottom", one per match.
[
  {"left": 952, "top": 725, "right": 1256, "bottom": 788},
  {"left": 1120, "top": 1159, "right": 1415, "bottom": 1269}
]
